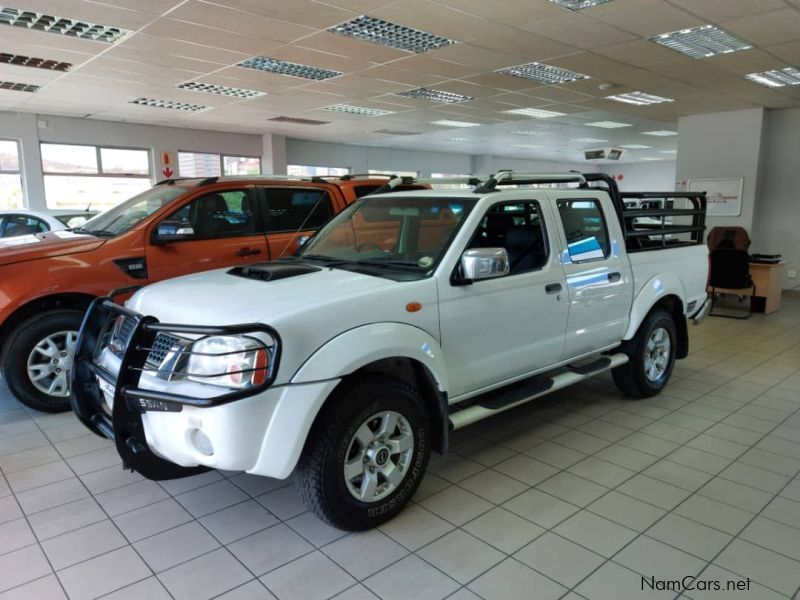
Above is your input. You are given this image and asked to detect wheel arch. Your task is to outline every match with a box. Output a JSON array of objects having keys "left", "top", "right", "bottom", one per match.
[
  {"left": 624, "top": 273, "right": 688, "bottom": 359},
  {"left": 0, "top": 293, "right": 95, "bottom": 352}
]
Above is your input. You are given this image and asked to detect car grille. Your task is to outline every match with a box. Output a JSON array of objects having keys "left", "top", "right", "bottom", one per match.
[{"left": 144, "top": 333, "right": 182, "bottom": 368}]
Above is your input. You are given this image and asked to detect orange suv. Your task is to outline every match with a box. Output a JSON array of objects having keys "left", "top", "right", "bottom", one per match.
[{"left": 0, "top": 174, "right": 425, "bottom": 412}]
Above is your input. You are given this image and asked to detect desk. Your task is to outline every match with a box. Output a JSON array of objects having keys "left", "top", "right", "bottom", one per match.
[{"left": 708, "top": 262, "right": 785, "bottom": 314}]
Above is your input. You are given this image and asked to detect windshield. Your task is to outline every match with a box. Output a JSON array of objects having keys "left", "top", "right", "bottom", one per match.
[
  {"left": 298, "top": 195, "right": 476, "bottom": 277},
  {"left": 77, "top": 186, "right": 186, "bottom": 236}
]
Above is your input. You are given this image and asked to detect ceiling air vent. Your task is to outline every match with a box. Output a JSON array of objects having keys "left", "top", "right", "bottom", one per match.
[
  {"left": 585, "top": 147, "right": 625, "bottom": 161},
  {"left": 0, "top": 5, "right": 128, "bottom": 43},
  {"left": 129, "top": 97, "right": 209, "bottom": 112},
  {"left": 238, "top": 56, "right": 341, "bottom": 81},
  {"left": 0, "top": 80, "right": 38, "bottom": 91},
  {"left": 0, "top": 52, "right": 71, "bottom": 71},
  {"left": 329, "top": 15, "right": 457, "bottom": 54},
  {"left": 324, "top": 104, "right": 394, "bottom": 116},
  {"left": 176, "top": 81, "right": 266, "bottom": 99},
  {"left": 269, "top": 116, "right": 331, "bottom": 125}
]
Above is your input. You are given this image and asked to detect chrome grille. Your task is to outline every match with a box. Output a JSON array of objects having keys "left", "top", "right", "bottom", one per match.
[{"left": 145, "top": 333, "right": 181, "bottom": 368}]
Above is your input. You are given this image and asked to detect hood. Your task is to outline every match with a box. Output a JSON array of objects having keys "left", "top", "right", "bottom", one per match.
[
  {"left": 0, "top": 230, "right": 105, "bottom": 267},
  {"left": 127, "top": 262, "right": 397, "bottom": 325}
]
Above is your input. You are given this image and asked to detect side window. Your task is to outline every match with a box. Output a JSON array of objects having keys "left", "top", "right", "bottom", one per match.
[
  {"left": 262, "top": 188, "right": 333, "bottom": 232},
  {"left": 4, "top": 215, "right": 48, "bottom": 237},
  {"left": 468, "top": 201, "right": 549, "bottom": 275},
  {"left": 557, "top": 199, "right": 610, "bottom": 262},
  {"left": 159, "top": 189, "right": 261, "bottom": 240}
]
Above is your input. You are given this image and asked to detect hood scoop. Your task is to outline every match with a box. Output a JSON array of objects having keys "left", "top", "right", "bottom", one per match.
[{"left": 227, "top": 262, "right": 321, "bottom": 282}]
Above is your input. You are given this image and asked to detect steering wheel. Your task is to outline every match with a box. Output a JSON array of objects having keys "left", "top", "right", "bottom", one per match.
[{"left": 356, "top": 241, "right": 388, "bottom": 253}]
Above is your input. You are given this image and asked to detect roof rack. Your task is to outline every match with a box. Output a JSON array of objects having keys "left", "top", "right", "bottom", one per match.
[
  {"left": 364, "top": 175, "right": 417, "bottom": 196},
  {"left": 418, "top": 176, "right": 483, "bottom": 186},
  {"left": 336, "top": 173, "right": 400, "bottom": 181},
  {"left": 474, "top": 170, "right": 586, "bottom": 194},
  {"left": 193, "top": 174, "right": 330, "bottom": 186}
]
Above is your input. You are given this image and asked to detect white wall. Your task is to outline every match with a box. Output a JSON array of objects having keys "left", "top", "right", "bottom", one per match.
[
  {"left": 752, "top": 107, "right": 800, "bottom": 290},
  {"left": 607, "top": 161, "right": 677, "bottom": 192}
]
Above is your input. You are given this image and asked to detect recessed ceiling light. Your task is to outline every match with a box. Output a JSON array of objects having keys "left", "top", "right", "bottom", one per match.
[
  {"left": 270, "top": 116, "right": 331, "bottom": 125},
  {"left": 431, "top": 119, "right": 481, "bottom": 127},
  {"left": 395, "top": 87, "right": 473, "bottom": 103},
  {"left": 509, "top": 130, "right": 549, "bottom": 136},
  {"left": 650, "top": 25, "right": 752, "bottom": 59},
  {"left": 641, "top": 130, "right": 678, "bottom": 136},
  {"left": 659, "top": 150, "right": 678, "bottom": 154},
  {"left": 324, "top": 104, "right": 395, "bottom": 116},
  {"left": 0, "top": 5, "right": 127, "bottom": 43},
  {"left": 504, "top": 107, "right": 566, "bottom": 118},
  {"left": 641, "top": 157, "right": 661, "bottom": 161},
  {"left": 238, "top": 56, "right": 341, "bottom": 81},
  {"left": 515, "top": 144, "right": 543, "bottom": 149},
  {"left": 329, "top": 15, "right": 457, "bottom": 54},
  {"left": 587, "top": 121, "right": 632, "bottom": 128},
  {"left": 448, "top": 137, "right": 488, "bottom": 144},
  {"left": 606, "top": 91, "right": 674, "bottom": 105},
  {"left": 129, "top": 98, "right": 208, "bottom": 112},
  {"left": 571, "top": 137, "right": 608, "bottom": 144},
  {"left": 549, "top": 0, "right": 614, "bottom": 10},
  {"left": 620, "top": 144, "right": 651, "bottom": 149},
  {"left": 744, "top": 67, "right": 800, "bottom": 88},
  {"left": 0, "top": 52, "right": 70, "bottom": 71},
  {"left": 176, "top": 81, "right": 266, "bottom": 99},
  {"left": 0, "top": 80, "right": 38, "bottom": 92},
  {"left": 496, "top": 61, "right": 589, "bottom": 84},
  {"left": 374, "top": 129, "right": 419, "bottom": 135}
]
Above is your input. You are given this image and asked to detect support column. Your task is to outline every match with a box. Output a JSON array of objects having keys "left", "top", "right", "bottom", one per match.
[
  {"left": 471, "top": 154, "right": 494, "bottom": 177},
  {"left": 262, "top": 134, "right": 287, "bottom": 175}
]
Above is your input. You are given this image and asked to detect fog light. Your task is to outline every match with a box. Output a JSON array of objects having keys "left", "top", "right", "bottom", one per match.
[{"left": 188, "top": 428, "right": 214, "bottom": 456}]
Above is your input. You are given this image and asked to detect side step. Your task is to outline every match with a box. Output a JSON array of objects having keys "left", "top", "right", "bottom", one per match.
[
  {"left": 449, "top": 352, "right": 629, "bottom": 431},
  {"left": 567, "top": 356, "right": 611, "bottom": 375}
]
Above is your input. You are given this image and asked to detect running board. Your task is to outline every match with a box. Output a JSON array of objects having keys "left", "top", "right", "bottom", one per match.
[
  {"left": 449, "top": 353, "right": 629, "bottom": 431},
  {"left": 567, "top": 356, "right": 612, "bottom": 375}
]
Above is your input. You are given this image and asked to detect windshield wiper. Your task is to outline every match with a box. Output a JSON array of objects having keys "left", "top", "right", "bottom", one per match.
[
  {"left": 355, "top": 257, "right": 423, "bottom": 270},
  {"left": 296, "top": 254, "right": 354, "bottom": 267},
  {"left": 70, "top": 227, "right": 116, "bottom": 237}
]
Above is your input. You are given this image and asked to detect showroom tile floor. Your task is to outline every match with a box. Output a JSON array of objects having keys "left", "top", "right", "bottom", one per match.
[{"left": 1, "top": 295, "right": 800, "bottom": 600}]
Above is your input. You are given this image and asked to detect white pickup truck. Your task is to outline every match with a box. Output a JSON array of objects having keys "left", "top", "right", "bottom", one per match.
[{"left": 71, "top": 171, "right": 709, "bottom": 530}]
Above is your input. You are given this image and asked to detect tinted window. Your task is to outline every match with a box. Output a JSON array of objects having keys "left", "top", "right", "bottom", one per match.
[
  {"left": 160, "top": 189, "right": 262, "bottom": 240},
  {"left": 557, "top": 199, "right": 610, "bottom": 262},
  {"left": 263, "top": 188, "right": 333, "bottom": 232},
  {"left": 2, "top": 215, "right": 48, "bottom": 237}
]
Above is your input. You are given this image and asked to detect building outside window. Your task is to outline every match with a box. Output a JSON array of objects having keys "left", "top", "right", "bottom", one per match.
[
  {"left": 287, "top": 165, "right": 350, "bottom": 177},
  {"left": 178, "top": 151, "right": 262, "bottom": 177},
  {"left": 41, "top": 143, "right": 152, "bottom": 210},
  {"left": 0, "top": 139, "right": 23, "bottom": 209}
]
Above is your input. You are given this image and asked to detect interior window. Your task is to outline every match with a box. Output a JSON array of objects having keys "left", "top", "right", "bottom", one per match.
[
  {"left": 468, "top": 201, "right": 549, "bottom": 274},
  {"left": 557, "top": 199, "right": 610, "bottom": 262},
  {"left": 159, "top": 189, "right": 261, "bottom": 240},
  {"left": 262, "top": 188, "right": 333, "bottom": 232}
]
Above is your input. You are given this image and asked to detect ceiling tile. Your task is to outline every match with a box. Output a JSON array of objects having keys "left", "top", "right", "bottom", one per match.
[
  {"left": 589, "top": 0, "right": 704, "bottom": 37},
  {"left": 294, "top": 31, "right": 410, "bottom": 64},
  {"left": 708, "top": 48, "right": 787, "bottom": 75},
  {"left": 358, "top": 65, "right": 446, "bottom": 87},
  {"left": 594, "top": 39, "right": 694, "bottom": 68},
  {"left": 270, "top": 45, "right": 374, "bottom": 73},
  {"left": 547, "top": 52, "right": 640, "bottom": 81},
  {"left": 208, "top": 0, "right": 356, "bottom": 28},
  {"left": 468, "top": 28, "right": 581, "bottom": 62},
  {"left": 5, "top": 0, "right": 155, "bottom": 29},
  {"left": 428, "top": 44, "right": 528, "bottom": 70},
  {"left": 431, "top": 0, "right": 564, "bottom": 26},
  {"left": 665, "top": 0, "right": 789, "bottom": 23},
  {"left": 142, "top": 19, "right": 284, "bottom": 55},
  {"left": 724, "top": 8, "right": 800, "bottom": 46},
  {"left": 390, "top": 55, "right": 481, "bottom": 79},
  {"left": 459, "top": 72, "right": 537, "bottom": 92},
  {"left": 520, "top": 12, "right": 638, "bottom": 50},
  {"left": 118, "top": 33, "right": 251, "bottom": 65},
  {"left": 525, "top": 85, "right": 596, "bottom": 103},
  {"left": 765, "top": 40, "right": 800, "bottom": 65},
  {"left": 369, "top": 0, "right": 509, "bottom": 42}
]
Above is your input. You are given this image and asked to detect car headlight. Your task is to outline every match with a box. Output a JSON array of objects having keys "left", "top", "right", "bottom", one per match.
[{"left": 186, "top": 335, "right": 271, "bottom": 389}]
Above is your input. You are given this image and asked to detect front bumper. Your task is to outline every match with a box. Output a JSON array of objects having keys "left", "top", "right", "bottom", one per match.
[{"left": 70, "top": 297, "right": 330, "bottom": 480}]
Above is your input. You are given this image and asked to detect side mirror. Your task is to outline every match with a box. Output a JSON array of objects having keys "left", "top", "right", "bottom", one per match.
[
  {"left": 153, "top": 222, "right": 195, "bottom": 244},
  {"left": 459, "top": 248, "right": 510, "bottom": 282}
]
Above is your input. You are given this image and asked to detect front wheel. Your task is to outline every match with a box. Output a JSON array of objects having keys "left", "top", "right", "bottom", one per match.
[
  {"left": 612, "top": 308, "right": 677, "bottom": 399},
  {"left": 2, "top": 310, "right": 84, "bottom": 412},
  {"left": 295, "top": 375, "right": 431, "bottom": 530}
]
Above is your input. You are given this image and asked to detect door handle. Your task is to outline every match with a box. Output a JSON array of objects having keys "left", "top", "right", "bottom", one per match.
[
  {"left": 607, "top": 272, "right": 621, "bottom": 282},
  {"left": 545, "top": 283, "right": 562, "bottom": 294},
  {"left": 236, "top": 247, "right": 261, "bottom": 257}
]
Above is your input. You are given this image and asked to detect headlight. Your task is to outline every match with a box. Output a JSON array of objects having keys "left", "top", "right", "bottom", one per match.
[{"left": 186, "top": 335, "right": 271, "bottom": 389}]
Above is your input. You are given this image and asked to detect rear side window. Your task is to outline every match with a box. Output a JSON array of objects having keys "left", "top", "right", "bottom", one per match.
[
  {"left": 557, "top": 199, "right": 609, "bottom": 262},
  {"left": 2, "top": 214, "right": 48, "bottom": 237},
  {"left": 263, "top": 188, "right": 333, "bottom": 232},
  {"left": 160, "top": 189, "right": 262, "bottom": 240}
]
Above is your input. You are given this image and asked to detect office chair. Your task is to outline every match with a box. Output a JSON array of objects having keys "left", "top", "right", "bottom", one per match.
[{"left": 709, "top": 248, "right": 756, "bottom": 319}]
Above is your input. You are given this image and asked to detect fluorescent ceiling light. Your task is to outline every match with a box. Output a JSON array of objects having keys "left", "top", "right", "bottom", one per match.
[
  {"left": 641, "top": 157, "right": 661, "bottom": 161},
  {"left": 650, "top": 25, "right": 752, "bottom": 59},
  {"left": 448, "top": 137, "right": 488, "bottom": 143},
  {"left": 395, "top": 87, "right": 473, "bottom": 103},
  {"left": 509, "top": 130, "right": 548, "bottom": 136},
  {"left": 571, "top": 137, "right": 608, "bottom": 143},
  {"left": 620, "top": 144, "right": 651, "bottom": 149},
  {"left": 238, "top": 56, "right": 341, "bottom": 81},
  {"left": 744, "top": 67, "right": 800, "bottom": 88},
  {"left": 659, "top": 150, "right": 677, "bottom": 154},
  {"left": 176, "top": 81, "right": 266, "bottom": 99},
  {"left": 504, "top": 107, "right": 565, "bottom": 118},
  {"left": 587, "top": 121, "right": 632, "bottom": 128},
  {"left": 0, "top": 52, "right": 70, "bottom": 71},
  {"left": 606, "top": 91, "right": 674, "bottom": 105},
  {"left": 270, "top": 116, "right": 330, "bottom": 125},
  {"left": 515, "top": 144, "right": 543, "bottom": 149},
  {"left": 129, "top": 97, "right": 208, "bottom": 112},
  {"left": 329, "top": 15, "right": 457, "bottom": 54},
  {"left": 431, "top": 119, "right": 481, "bottom": 127},
  {"left": 325, "top": 104, "right": 395, "bottom": 116},
  {"left": 496, "top": 61, "right": 589, "bottom": 84},
  {"left": 549, "top": 0, "right": 614, "bottom": 10},
  {"left": 0, "top": 5, "right": 128, "bottom": 43},
  {"left": 641, "top": 130, "right": 678, "bottom": 136},
  {"left": 0, "top": 80, "right": 38, "bottom": 92}
]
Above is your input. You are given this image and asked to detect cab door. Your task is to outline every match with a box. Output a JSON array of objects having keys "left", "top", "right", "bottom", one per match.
[
  {"left": 554, "top": 195, "right": 633, "bottom": 358},
  {"left": 438, "top": 196, "right": 569, "bottom": 398},
  {"left": 145, "top": 186, "right": 269, "bottom": 282},
  {"left": 259, "top": 186, "right": 337, "bottom": 259}
]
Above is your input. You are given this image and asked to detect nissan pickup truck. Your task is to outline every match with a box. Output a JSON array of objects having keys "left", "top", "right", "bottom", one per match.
[
  {"left": 71, "top": 171, "right": 709, "bottom": 531},
  {"left": 0, "top": 174, "right": 424, "bottom": 412}
]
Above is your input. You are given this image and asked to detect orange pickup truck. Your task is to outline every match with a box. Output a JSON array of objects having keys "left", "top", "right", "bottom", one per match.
[{"left": 0, "top": 174, "right": 424, "bottom": 412}]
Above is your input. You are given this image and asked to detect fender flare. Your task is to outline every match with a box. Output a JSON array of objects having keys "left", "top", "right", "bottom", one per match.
[{"left": 624, "top": 273, "right": 686, "bottom": 340}]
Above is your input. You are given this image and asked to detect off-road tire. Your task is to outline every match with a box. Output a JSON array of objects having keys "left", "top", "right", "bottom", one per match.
[
  {"left": 295, "top": 374, "right": 431, "bottom": 531},
  {"left": 612, "top": 307, "right": 677, "bottom": 399}
]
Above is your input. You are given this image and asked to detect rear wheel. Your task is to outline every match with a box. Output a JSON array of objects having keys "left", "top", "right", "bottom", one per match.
[
  {"left": 295, "top": 375, "right": 431, "bottom": 530},
  {"left": 2, "top": 310, "right": 83, "bottom": 412},
  {"left": 613, "top": 308, "right": 677, "bottom": 399}
]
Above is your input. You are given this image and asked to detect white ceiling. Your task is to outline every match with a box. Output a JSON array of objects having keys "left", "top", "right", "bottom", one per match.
[{"left": 1, "top": 0, "right": 800, "bottom": 164}]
